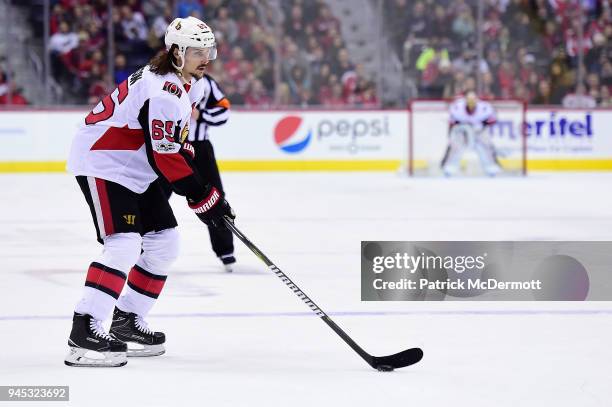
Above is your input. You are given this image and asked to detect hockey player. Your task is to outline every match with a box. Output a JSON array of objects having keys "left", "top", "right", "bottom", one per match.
[
  {"left": 64, "top": 16, "right": 235, "bottom": 367},
  {"left": 160, "top": 74, "right": 235, "bottom": 271},
  {"left": 441, "top": 91, "right": 502, "bottom": 176}
]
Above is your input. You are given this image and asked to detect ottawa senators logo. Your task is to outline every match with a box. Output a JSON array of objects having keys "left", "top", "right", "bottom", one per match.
[
  {"left": 162, "top": 81, "right": 183, "bottom": 98},
  {"left": 180, "top": 123, "right": 189, "bottom": 143}
]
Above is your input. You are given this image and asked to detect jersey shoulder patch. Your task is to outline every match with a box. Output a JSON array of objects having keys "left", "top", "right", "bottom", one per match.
[{"left": 162, "top": 81, "right": 183, "bottom": 98}]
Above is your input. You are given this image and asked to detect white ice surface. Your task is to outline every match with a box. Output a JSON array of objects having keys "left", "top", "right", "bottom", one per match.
[{"left": 1, "top": 172, "right": 611, "bottom": 406}]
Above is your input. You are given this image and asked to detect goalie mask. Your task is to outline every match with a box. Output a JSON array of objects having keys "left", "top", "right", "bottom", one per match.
[
  {"left": 165, "top": 16, "right": 217, "bottom": 71},
  {"left": 465, "top": 91, "right": 478, "bottom": 111}
]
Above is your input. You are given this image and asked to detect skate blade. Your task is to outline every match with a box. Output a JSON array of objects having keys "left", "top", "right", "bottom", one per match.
[
  {"left": 125, "top": 342, "right": 165, "bottom": 357},
  {"left": 224, "top": 264, "right": 233, "bottom": 273},
  {"left": 64, "top": 347, "right": 127, "bottom": 367}
]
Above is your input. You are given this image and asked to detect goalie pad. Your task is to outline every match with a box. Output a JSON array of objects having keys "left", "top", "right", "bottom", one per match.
[
  {"left": 441, "top": 124, "right": 501, "bottom": 176},
  {"left": 441, "top": 124, "right": 470, "bottom": 176},
  {"left": 473, "top": 131, "right": 502, "bottom": 176}
]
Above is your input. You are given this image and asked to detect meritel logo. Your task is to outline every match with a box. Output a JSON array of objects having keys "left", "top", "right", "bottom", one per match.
[
  {"left": 274, "top": 116, "right": 312, "bottom": 154},
  {"left": 492, "top": 113, "right": 593, "bottom": 139}
]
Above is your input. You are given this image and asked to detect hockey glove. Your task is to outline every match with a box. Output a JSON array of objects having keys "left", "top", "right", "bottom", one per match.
[{"left": 188, "top": 186, "right": 235, "bottom": 228}]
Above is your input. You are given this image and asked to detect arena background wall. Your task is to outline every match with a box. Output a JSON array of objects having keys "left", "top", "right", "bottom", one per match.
[{"left": 0, "top": 109, "right": 610, "bottom": 172}]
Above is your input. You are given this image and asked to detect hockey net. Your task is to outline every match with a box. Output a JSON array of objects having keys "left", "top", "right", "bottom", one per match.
[{"left": 406, "top": 99, "right": 527, "bottom": 176}]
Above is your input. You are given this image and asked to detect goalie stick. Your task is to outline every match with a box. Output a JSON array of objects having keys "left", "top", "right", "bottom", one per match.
[{"left": 223, "top": 217, "right": 423, "bottom": 371}]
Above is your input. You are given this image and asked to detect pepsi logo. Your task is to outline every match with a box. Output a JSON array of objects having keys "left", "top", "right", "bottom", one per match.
[{"left": 274, "top": 116, "right": 312, "bottom": 154}]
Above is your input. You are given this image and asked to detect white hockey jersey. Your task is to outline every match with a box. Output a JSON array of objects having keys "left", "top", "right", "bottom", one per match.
[
  {"left": 449, "top": 98, "right": 497, "bottom": 132},
  {"left": 67, "top": 66, "right": 205, "bottom": 194}
]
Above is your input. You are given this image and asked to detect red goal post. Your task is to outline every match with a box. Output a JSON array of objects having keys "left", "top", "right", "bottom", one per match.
[{"left": 406, "top": 98, "right": 528, "bottom": 176}]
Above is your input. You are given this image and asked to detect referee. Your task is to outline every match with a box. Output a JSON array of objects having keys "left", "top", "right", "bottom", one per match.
[{"left": 162, "top": 74, "right": 235, "bottom": 271}]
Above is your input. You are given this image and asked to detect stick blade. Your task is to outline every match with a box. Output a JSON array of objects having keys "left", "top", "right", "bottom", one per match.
[{"left": 372, "top": 347, "right": 423, "bottom": 371}]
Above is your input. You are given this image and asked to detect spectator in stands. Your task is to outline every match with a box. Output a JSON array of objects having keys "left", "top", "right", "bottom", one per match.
[
  {"left": 409, "top": 2, "right": 427, "bottom": 38},
  {"left": 418, "top": 42, "right": 451, "bottom": 98},
  {"left": 513, "top": 81, "right": 529, "bottom": 101},
  {"left": 600, "top": 85, "right": 612, "bottom": 107},
  {"left": 49, "top": 21, "right": 79, "bottom": 60},
  {"left": 480, "top": 71, "right": 497, "bottom": 99},
  {"left": 562, "top": 83, "right": 597, "bottom": 108},
  {"left": 356, "top": 81, "right": 378, "bottom": 108},
  {"left": 427, "top": 5, "right": 452, "bottom": 39},
  {"left": 533, "top": 80, "right": 555, "bottom": 104},
  {"left": 223, "top": 46, "right": 243, "bottom": 82},
  {"left": 497, "top": 60, "right": 516, "bottom": 97},
  {"left": 275, "top": 82, "right": 291, "bottom": 106},
  {"left": 542, "top": 21, "right": 563, "bottom": 52},
  {"left": 149, "top": 5, "right": 173, "bottom": 49},
  {"left": 333, "top": 48, "right": 354, "bottom": 81},
  {"left": 224, "top": 82, "right": 245, "bottom": 105},
  {"left": 452, "top": 8, "right": 476, "bottom": 39},
  {"left": 236, "top": 5, "right": 258, "bottom": 43},
  {"left": 565, "top": 27, "right": 593, "bottom": 64},
  {"left": 0, "top": 65, "right": 28, "bottom": 105},
  {"left": 416, "top": 38, "right": 450, "bottom": 73},
  {"left": 119, "top": 6, "right": 148, "bottom": 44},
  {"left": 586, "top": 72, "right": 601, "bottom": 95},
  {"left": 244, "top": 79, "right": 272, "bottom": 107},
  {"left": 0, "top": 65, "right": 8, "bottom": 102},
  {"left": 50, "top": 3, "right": 68, "bottom": 35},
  {"left": 114, "top": 54, "right": 130, "bottom": 85},
  {"left": 321, "top": 82, "right": 345, "bottom": 107},
  {"left": 313, "top": 62, "right": 331, "bottom": 92},
  {"left": 296, "top": 87, "right": 317, "bottom": 107},
  {"left": 287, "top": 65, "right": 311, "bottom": 103},
  {"left": 281, "top": 39, "right": 311, "bottom": 83},
  {"left": 312, "top": 4, "right": 340, "bottom": 38},
  {"left": 142, "top": 0, "right": 167, "bottom": 20},
  {"left": 86, "top": 64, "right": 111, "bottom": 104},
  {"left": 452, "top": 49, "right": 478, "bottom": 77},
  {"left": 175, "top": 0, "right": 204, "bottom": 19},
  {"left": 214, "top": 7, "right": 239, "bottom": 45},
  {"left": 601, "top": 59, "right": 612, "bottom": 88},
  {"left": 284, "top": 4, "right": 306, "bottom": 44},
  {"left": 49, "top": 22, "right": 80, "bottom": 83}
]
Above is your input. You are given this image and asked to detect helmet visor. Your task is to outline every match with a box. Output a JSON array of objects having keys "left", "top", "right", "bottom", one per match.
[{"left": 186, "top": 46, "right": 217, "bottom": 61}]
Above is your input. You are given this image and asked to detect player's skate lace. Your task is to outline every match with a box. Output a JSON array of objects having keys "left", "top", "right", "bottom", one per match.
[
  {"left": 90, "top": 318, "right": 113, "bottom": 341},
  {"left": 135, "top": 315, "right": 153, "bottom": 335}
]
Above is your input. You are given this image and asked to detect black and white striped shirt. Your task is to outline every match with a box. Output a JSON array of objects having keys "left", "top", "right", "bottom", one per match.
[{"left": 189, "top": 74, "right": 230, "bottom": 142}]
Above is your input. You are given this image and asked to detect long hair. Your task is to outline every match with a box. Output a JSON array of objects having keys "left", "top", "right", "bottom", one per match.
[{"left": 149, "top": 44, "right": 179, "bottom": 75}]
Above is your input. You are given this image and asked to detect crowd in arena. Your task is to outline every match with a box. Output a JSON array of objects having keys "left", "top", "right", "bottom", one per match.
[
  {"left": 387, "top": 0, "right": 612, "bottom": 107},
  {"left": 0, "top": 57, "right": 28, "bottom": 105},
  {"left": 2, "top": 0, "right": 612, "bottom": 107},
  {"left": 36, "top": 0, "right": 377, "bottom": 107}
]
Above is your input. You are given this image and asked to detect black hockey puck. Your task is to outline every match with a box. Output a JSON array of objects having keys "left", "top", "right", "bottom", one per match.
[{"left": 376, "top": 365, "right": 395, "bottom": 372}]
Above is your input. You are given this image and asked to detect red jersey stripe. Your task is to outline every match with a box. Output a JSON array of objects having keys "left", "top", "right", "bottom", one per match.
[
  {"left": 94, "top": 178, "right": 115, "bottom": 235},
  {"left": 90, "top": 126, "right": 145, "bottom": 151}
]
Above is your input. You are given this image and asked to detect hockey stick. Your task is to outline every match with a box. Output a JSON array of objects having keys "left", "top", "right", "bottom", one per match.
[{"left": 223, "top": 217, "right": 423, "bottom": 371}]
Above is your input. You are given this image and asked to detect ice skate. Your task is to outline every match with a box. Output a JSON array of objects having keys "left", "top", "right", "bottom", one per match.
[
  {"left": 64, "top": 312, "right": 127, "bottom": 367},
  {"left": 220, "top": 254, "right": 236, "bottom": 272},
  {"left": 110, "top": 307, "right": 165, "bottom": 357}
]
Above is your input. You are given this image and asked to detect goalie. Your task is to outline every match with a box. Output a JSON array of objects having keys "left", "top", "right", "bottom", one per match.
[{"left": 441, "top": 92, "right": 502, "bottom": 176}]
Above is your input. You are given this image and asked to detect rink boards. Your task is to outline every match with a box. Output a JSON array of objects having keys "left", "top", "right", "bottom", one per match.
[{"left": 0, "top": 108, "right": 611, "bottom": 172}]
